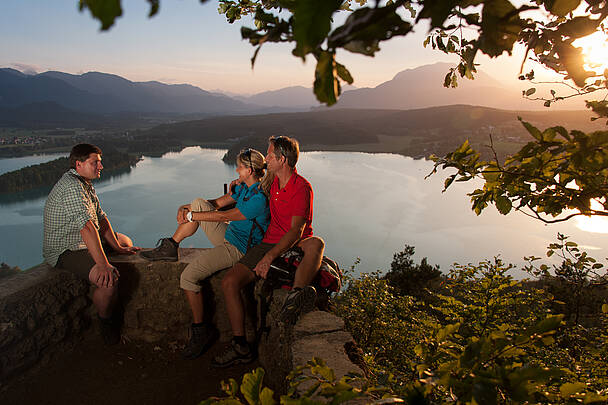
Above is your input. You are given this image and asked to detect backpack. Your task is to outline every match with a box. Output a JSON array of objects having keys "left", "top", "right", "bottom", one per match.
[{"left": 266, "top": 246, "right": 342, "bottom": 294}]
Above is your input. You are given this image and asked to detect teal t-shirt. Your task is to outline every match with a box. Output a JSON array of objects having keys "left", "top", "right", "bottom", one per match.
[{"left": 224, "top": 182, "right": 270, "bottom": 254}]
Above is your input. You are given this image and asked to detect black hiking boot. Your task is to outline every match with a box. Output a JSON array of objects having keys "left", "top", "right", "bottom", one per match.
[
  {"left": 278, "top": 286, "right": 317, "bottom": 325},
  {"left": 98, "top": 315, "right": 120, "bottom": 345},
  {"left": 141, "top": 238, "right": 178, "bottom": 261},
  {"left": 211, "top": 339, "right": 255, "bottom": 368},
  {"left": 182, "top": 324, "right": 218, "bottom": 360}
]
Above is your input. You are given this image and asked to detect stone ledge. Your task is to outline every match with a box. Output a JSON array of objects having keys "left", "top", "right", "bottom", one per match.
[
  {"left": 1, "top": 248, "right": 360, "bottom": 395},
  {"left": 0, "top": 264, "right": 89, "bottom": 385}
]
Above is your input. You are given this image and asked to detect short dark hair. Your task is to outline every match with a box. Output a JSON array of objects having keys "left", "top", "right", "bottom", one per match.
[
  {"left": 69, "top": 143, "right": 102, "bottom": 169},
  {"left": 268, "top": 136, "right": 299, "bottom": 168}
]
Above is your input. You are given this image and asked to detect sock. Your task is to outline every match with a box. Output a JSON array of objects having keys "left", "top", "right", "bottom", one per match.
[
  {"left": 192, "top": 322, "right": 204, "bottom": 328},
  {"left": 233, "top": 335, "right": 247, "bottom": 347},
  {"left": 169, "top": 237, "right": 179, "bottom": 247}
]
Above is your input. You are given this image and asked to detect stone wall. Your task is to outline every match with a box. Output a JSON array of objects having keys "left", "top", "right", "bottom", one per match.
[
  {"left": 0, "top": 264, "right": 89, "bottom": 384},
  {"left": 0, "top": 249, "right": 361, "bottom": 391}
]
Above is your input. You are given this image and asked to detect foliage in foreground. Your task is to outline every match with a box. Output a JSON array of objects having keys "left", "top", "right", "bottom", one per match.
[
  {"left": 202, "top": 241, "right": 607, "bottom": 404},
  {"left": 430, "top": 119, "right": 608, "bottom": 222}
]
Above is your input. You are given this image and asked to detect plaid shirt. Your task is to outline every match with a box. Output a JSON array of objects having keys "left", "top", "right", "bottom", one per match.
[{"left": 43, "top": 169, "right": 106, "bottom": 266}]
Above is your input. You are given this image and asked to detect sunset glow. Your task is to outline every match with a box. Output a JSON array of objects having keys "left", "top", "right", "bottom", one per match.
[
  {"left": 573, "top": 31, "right": 608, "bottom": 74},
  {"left": 575, "top": 198, "right": 608, "bottom": 234}
]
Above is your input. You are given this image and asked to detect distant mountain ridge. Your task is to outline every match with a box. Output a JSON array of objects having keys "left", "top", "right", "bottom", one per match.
[
  {"left": 0, "top": 63, "right": 586, "bottom": 128},
  {"left": 335, "top": 62, "right": 583, "bottom": 111},
  {"left": 0, "top": 68, "right": 254, "bottom": 115}
]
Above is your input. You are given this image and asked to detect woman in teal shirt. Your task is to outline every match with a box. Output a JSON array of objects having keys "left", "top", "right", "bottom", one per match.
[{"left": 142, "top": 148, "right": 270, "bottom": 359}]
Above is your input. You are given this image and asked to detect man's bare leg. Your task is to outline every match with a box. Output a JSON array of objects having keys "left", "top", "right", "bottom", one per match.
[
  {"left": 294, "top": 236, "right": 325, "bottom": 287},
  {"left": 93, "top": 285, "right": 118, "bottom": 318},
  {"left": 184, "top": 290, "right": 204, "bottom": 324},
  {"left": 221, "top": 263, "right": 256, "bottom": 336}
]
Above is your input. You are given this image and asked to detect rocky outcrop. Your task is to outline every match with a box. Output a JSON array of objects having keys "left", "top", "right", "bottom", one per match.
[
  {"left": 0, "top": 264, "right": 89, "bottom": 384},
  {"left": 0, "top": 249, "right": 360, "bottom": 391}
]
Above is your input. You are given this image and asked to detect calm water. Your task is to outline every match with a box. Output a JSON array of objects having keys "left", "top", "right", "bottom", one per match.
[
  {"left": 1, "top": 147, "right": 606, "bottom": 276},
  {"left": 0, "top": 153, "right": 68, "bottom": 175}
]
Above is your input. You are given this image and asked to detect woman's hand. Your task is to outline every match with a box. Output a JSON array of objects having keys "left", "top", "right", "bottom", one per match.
[
  {"left": 177, "top": 204, "right": 191, "bottom": 224},
  {"left": 229, "top": 178, "right": 242, "bottom": 194}
]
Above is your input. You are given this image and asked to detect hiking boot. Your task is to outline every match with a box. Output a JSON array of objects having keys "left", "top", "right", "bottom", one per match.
[
  {"left": 99, "top": 315, "right": 120, "bottom": 345},
  {"left": 211, "top": 339, "right": 255, "bottom": 368},
  {"left": 279, "top": 286, "right": 317, "bottom": 325},
  {"left": 182, "top": 324, "right": 218, "bottom": 360},
  {"left": 141, "top": 238, "right": 178, "bottom": 261}
]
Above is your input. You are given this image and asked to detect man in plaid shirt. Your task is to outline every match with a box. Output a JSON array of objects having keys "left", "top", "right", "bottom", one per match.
[{"left": 43, "top": 143, "right": 140, "bottom": 345}]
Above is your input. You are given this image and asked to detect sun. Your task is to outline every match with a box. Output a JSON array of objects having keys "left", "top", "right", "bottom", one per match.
[
  {"left": 575, "top": 199, "right": 608, "bottom": 234},
  {"left": 572, "top": 31, "right": 608, "bottom": 74}
]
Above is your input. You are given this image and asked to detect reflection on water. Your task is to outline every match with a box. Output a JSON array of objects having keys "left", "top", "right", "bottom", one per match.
[{"left": 0, "top": 147, "right": 605, "bottom": 277}]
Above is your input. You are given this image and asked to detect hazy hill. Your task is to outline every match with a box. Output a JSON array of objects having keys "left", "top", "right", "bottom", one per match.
[
  {"left": 0, "top": 68, "right": 257, "bottom": 115},
  {"left": 335, "top": 63, "right": 583, "bottom": 111},
  {"left": 0, "top": 68, "right": 114, "bottom": 112},
  {"left": 237, "top": 86, "right": 320, "bottom": 109},
  {"left": 143, "top": 104, "right": 604, "bottom": 162}
]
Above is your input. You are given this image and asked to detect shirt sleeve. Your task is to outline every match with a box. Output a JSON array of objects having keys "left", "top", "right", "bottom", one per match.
[
  {"left": 291, "top": 182, "right": 312, "bottom": 218},
  {"left": 237, "top": 192, "right": 268, "bottom": 220},
  {"left": 63, "top": 183, "right": 99, "bottom": 231}
]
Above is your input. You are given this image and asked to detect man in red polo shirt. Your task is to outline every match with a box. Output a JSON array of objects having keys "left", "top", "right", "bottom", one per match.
[{"left": 212, "top": 136, "right": 324, "bottom": 368}]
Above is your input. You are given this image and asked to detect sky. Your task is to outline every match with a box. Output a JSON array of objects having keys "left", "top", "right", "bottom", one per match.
[{"left": 0, "top": 1, "right": 550, "bottom": 95}]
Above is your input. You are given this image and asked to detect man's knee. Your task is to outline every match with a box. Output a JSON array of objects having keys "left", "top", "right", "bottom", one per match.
[
  {"left": 116, "top": 233, "right": 133, "bottom": 247},
  {"left": 299, "top": 236, "right": 325, "bottom": 255},
  {"left": 221, "top": 264, "right": 252, "bottom": 293}
]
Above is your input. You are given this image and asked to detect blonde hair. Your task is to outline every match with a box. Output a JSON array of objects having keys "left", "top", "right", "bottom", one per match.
[{"left": 237, "top": 149, "right": 273, "bottom": 197}]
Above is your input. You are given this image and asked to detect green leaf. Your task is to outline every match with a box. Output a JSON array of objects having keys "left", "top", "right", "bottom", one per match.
[
  {"left": 437, "top": 323, "right": 460, "bottom": 342},
  {"left": 548, "top": 0, "right": 582, "bottom": 17},
  {"left": 78, "top": 0, "right": 123, "bottom": 31},
  {"left": 292, "top": 0, "right": 342, "bottom": 59},
  {"left": 240, "top": 368, "right": 265, "bottom": 405},
  {"left": 560, "top": 382, "right": 587, "bottom": 397},
  {"left": 328, "top": 6, "right": 412, "bottom": 57},
  {"left": 314, "top": 51, "right": 339, "bottom": 105},
  {"left": 259, "top": 387, "right": 276, "bottom": 405},
  {"left": 495, "top": 195, "right": 512, "bottom": 215},
  {"left": 335, "top": 61, "right": 354, "bottom": 84}
]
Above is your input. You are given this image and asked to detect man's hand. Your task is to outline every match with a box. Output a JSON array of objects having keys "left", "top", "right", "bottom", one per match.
[
  {"left": 253, "top": 254, "right": 274, "bottom": 279},
  {"left": 90, "top": 262, "right": 119, "bottom": 288},
  {"left": 177, "top": 204, "right": 191, "bottom": 224}
]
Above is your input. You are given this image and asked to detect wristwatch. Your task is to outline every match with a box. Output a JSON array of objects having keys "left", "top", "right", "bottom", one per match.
[{"left": 186, "top": 211, "right": 193, "bottom": 222}]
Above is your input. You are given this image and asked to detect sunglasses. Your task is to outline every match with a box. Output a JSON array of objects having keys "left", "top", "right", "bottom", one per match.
[
  {"left": 269, "top": 136, "right": 289, "bottom": 159},
  {"left": 242, "top": 148, "right": 254, "bottom": 171}
]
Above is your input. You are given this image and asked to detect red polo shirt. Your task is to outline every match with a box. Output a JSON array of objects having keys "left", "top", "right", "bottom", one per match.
[{"left": 263, "top": 169, "right": 313, "bottom": 243}]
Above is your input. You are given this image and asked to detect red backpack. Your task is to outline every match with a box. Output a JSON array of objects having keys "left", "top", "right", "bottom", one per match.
[{"left": 268, "top": 247, "right": 342, "bottom": 294}]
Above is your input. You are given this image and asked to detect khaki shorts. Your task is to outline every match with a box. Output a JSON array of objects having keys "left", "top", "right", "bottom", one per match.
[{"left": 180, "top": 198, "right": 244, "bottom": 292}]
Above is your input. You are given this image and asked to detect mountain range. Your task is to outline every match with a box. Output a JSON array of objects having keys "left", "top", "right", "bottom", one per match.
[
  {"left": 335, "top": 63, "right": 581, "bottom": 111},
  {"left": 0, "top": 63, "right": 586, "bottom": 128}
]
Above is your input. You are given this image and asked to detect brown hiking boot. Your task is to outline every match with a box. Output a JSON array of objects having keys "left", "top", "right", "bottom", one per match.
[{"left": 141, "top": 238, "right": 178, "bottom": 261}]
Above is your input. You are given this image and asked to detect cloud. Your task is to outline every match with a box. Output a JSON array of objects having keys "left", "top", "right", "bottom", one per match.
[{"left": 10, "top": 63, "right": 40, "bottom": 75}]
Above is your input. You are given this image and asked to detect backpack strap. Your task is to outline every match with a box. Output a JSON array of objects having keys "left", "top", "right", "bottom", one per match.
[{"left": 246, "top": 218, "right": 266, "bottom": 252}]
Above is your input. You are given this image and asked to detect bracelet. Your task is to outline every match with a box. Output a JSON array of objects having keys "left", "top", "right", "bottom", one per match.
[{"left": 186, "top": 211, "right": 193, "bottom": 222}]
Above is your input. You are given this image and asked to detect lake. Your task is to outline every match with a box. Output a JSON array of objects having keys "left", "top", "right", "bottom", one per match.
[{"left": 1, "top": 147, "right": 606, "bottom": 276}]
